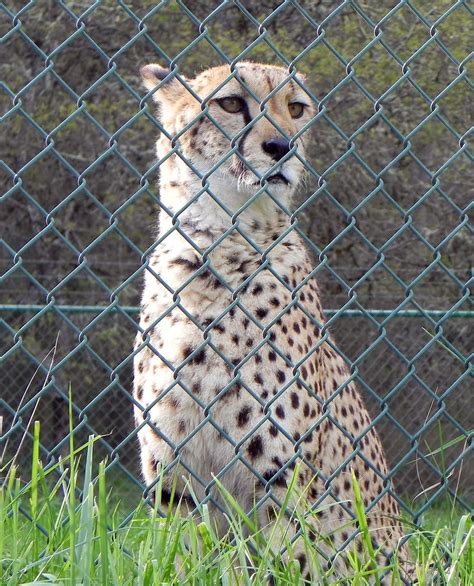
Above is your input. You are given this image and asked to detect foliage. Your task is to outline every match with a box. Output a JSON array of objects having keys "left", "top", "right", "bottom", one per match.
[
  {"left": 1, "top": 1, "right": 471, "bottom": 501},
  {"left": 1, "top": 429, "right": 472, "bottom": 585}
]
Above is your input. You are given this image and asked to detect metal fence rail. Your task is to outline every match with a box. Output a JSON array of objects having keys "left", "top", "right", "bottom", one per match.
[{"left": 1, "top": 0, "right": 472, "bottom": 538}]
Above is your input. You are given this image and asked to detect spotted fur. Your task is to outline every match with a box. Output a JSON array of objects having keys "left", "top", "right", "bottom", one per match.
[{"left": 134, "top": 61, "right": 413, "bottom": 582}]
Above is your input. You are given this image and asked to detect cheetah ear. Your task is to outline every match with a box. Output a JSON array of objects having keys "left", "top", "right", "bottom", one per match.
[{"left": 140, "top": 64, "right": 187, "bottom": 102}]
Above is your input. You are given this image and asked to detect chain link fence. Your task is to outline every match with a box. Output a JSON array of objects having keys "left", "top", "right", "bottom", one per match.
[{"left": 1, "top": 0, "right": 472, "bottom": 526}]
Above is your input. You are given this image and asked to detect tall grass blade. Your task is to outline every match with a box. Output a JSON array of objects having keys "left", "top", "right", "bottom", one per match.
[
  {"left": 76, "top": 435, "right": 95, "bottom": 586},
  {"left": 98, "top": 460, "right": 109, "bottom": 586}
]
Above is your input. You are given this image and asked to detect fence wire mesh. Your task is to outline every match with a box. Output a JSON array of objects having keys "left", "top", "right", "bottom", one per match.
[{"left": 1, "top": 0, "right": 472, "bottom": 538}]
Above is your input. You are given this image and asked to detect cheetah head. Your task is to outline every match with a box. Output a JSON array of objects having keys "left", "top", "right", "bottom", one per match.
[{"left": 141, "top": 62, "right": 314, "bottom": 208}]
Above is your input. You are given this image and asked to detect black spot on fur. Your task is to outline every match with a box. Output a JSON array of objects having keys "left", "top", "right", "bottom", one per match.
[
  {"left": 247, "top": 434, "right": 263, "bottom": 459},
  {"left": 172, "top": 257, "right": 202, "bottom": 271},
  {"left": 256, "top": 308, "right": 268, "bottom": 320},
  {"left": 297, "top": 553, "right": 307, "bottom": 572},
  {"left": 272, "top": 456, "right": 282, "bottom": 468},
  {"left": 263, "top": 469, "right": 287, "bottom": 487},
  {"left": 182, "top": 346, "right": 193, "bottom": 359},
  {"left": 237, "top": 405, "right": 252, "bottom": 427},
  {"left": 269, "top": 424, "right": 278, "bottom": 437},
  {"left": 236, "top": 260, "right": 248, "bottom": 273},
  {"left": 303, "top": 431, "right": 313, "bottom": 443},
  {"left": 254, "top": 373, "right": 263, "bottom": 385},
  {"left": 193, "top": 349, "right": 206, "bottom": 364}
]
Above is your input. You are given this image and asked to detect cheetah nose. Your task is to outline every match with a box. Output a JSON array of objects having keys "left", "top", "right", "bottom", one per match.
[{"left": 262, "top": 137, "right": 291, "bottom": 161}]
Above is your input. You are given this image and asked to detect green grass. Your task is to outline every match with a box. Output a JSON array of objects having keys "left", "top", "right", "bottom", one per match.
[{"left": 0, "top": 428, "right": 472, "bottom": 585}]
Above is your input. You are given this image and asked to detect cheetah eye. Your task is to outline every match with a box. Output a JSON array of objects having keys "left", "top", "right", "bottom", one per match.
[
  {"left": 217, "top": 96, "right": 245, "bottom": 114},
  {"left": 288, "top": 102, "right": 305, "bottom": 119}
]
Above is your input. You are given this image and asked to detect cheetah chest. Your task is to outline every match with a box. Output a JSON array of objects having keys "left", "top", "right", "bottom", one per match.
[{"left": 135, "top": 244, "right": 327, "bottom": 484}]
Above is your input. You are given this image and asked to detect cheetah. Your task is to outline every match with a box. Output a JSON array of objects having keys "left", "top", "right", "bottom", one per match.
[{"left": 134, "top": 61, "right": 413, "bottom": 583}]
